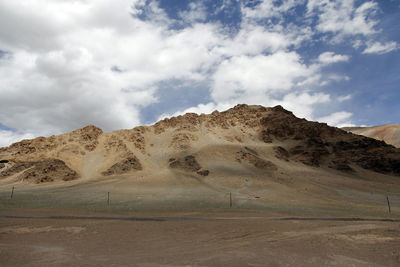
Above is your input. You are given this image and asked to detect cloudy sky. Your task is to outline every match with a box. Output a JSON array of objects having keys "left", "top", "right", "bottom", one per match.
[{"left": 0, "top": 0, "right": 399, "bottom": 147}]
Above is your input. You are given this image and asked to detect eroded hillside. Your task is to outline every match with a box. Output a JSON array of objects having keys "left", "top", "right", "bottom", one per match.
[{"left": 0, "top": 104, "right": 399, "bottom": 185}]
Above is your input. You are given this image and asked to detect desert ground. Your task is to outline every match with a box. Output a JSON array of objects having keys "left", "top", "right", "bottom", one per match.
[
  {"left": 1, "top": 170, "right": 399, "bottom": 266},
  {"left": 1, "top": 210, "right": 400, "bottom": 266}
]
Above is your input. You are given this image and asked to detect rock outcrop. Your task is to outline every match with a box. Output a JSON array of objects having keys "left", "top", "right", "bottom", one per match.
[
  {"left": 169, "top": 155, "right": 210, "bottom": 176},
  {"left": 259, "top": 106, "right": 400, "bottom": 175},
  {"left": 0, "top": 159, "right": 78, "bottom": 183},
  {"left": 102, "top": 155, "right": 142, "bottom": 176}
]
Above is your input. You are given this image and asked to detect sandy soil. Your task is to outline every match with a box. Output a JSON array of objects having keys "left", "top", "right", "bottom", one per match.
[{"left": 1, "top": 209, "right": 400, "bottom": 266}]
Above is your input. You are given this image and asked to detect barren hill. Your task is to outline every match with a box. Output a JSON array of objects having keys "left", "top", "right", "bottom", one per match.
[
  {"left": 343, "top": 124, "right": 400, "bottom": 148},
  {"left": 1, "top": 104, "right": 399, "bottom": 184},
  {"left": 0, "top": 104, "right": 399, "bottom": 215}
]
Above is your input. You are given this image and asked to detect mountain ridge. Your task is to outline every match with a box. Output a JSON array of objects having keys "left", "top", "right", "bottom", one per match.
[{"left": 0, "top": 104, "right": 399, "bottom": 185}]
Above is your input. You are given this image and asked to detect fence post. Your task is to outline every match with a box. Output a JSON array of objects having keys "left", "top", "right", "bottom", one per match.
[
  {"left": 10, "top": 186, "right": 14, "bottom": 199},
  {"left": 387, "top": 196, "right": 391, "bottom": 214},
  {"left": 230, "top": 192, "right": 232, "bottom": 208},
  {"left": 108, "top": 192, "right": 110, "bottom": 205}
]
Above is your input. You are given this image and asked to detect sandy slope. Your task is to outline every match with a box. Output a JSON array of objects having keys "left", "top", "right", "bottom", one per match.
[{"left": 343, "top": 124, "right": 400, "bottom": 148}]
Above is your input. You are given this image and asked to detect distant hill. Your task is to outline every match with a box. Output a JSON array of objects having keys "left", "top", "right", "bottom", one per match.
[{"left": 343, "top": 124, "right": 400, "bottom": 148}]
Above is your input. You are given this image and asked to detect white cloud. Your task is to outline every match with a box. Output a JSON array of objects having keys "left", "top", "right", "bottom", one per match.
[
  {"left": 318, "top": 111, "right": 354, "bottom": 127},
  {"left": 318, "top": 51, "right": 349, "bottom": 64},
  {"left": 362, "top": 41, "right": 398, "bottom": 54},
  {"left": 212, "top": 51, "right": 312, "bottom": 103},
  {"left": 242, "top": 0, "right": 303, "bottom": 21},
  {"left": 352, "top": 39, "right": 363, "bottom": 49},
  {"left": 308, "top": 0, "right": 379, "bottom": 41},
  {"left": 178, "top": 2, "right": 207, "bottom": 24},
  {"left": 337, "top": 94, "right": 352, "bottom": 102},
  {"left": 216, "top": 26, "right": 291, "bottom": 56},
  {"left": 273, "top": 92, "right": 331, "bottom": 119},
  {"left": 319, "top": 74, "right": 350, "bottom": 86}
]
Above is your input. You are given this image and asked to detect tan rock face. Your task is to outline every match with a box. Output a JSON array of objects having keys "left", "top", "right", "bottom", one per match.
[
  {"left": 235, "top": 148, "right": 277, "bottom": 171},
  {"left": 0, "top": 159, "right": 78, "bottom": 183},
  {"left": 0, "top": 104, "right": 399, "bottom": 185},
  {"left": 169, "top": 133, "right": 198, "bottom": 150},
  {"left": 169, "top": 155, "right": 202, "bottom": 172},
  {"left": 169, "top": 155, "right": 210, "bottom": 176},
  {"left": 102, "top": 155, "right": 142, "bottom": 176}
]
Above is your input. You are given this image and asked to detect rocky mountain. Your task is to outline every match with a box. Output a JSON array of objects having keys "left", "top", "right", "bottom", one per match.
[
  {"left": 343, "top": 124, "right": 400, "bottom": 148},
  {"left": 0, "top": 104, "right": 399, "bottom": 185}
]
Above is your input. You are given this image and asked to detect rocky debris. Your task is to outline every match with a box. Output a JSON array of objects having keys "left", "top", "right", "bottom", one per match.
[
  {"left": 197, "top": 170, "right": 210, "bottom": 176},
  {"left": 330, "top": 139, "right": 400, "bottom": 174},
  {"left": 0, "top": 161, "right": 36, "bottom": 177},
  {"left": 154, "top": 113, "right": 203, "bottom": 134},
  {"left": 244, "top": 146, "right": 258, "bottom": 156},
  {"left": 169, "top": 155, "right": 201, "bottom": 172},
  {"left": 205, "top": 111, "right": 230, "bottom": 129},
  {"left": 274, "top": 146, "right": 289, "bottom": 161},
  {"left": 236, "top": 150, "right": 277, "bottom": 171},
  {"left": 117, "top": 127, "right": 148, "bottom": 154},
  {"left": 328, "top": 160, "right": 354, "bottom": 172},
  {"left": 70, "top": 125, "right": 103, "bottom": 151},
  {"left": 223, "top": 135, "right": 244, "bottom": 143},
  {"left": 20, "top": 159, "right": 78, "bottom": 183},
  {"left": 1, "top": 125, "right": 102, "bottom": 161},
  {"left": 58, "top": 144, "right": 85, "bottom": 156},
  {"left": 130, "top": 132, "right": 146, "bottom": 154},
  {"left": 8, "top": 136, "right": 58, "bottom": 156},
  {"left": 205, "top": 105, "right": 269, "bottom": 129},
  {"left": 0, "top": 159, "right": 78, "bottom": 183},
  {"left": 260, "top": 106, "right": 400, "bottom": 175},
  {"left": 153, "top": 104, "right": 272, "bottom": 134},
  {"left": 169, "top": 155, "right": 210, "bottom": 175},
  {"left": 169, "top": 133, "right": 198, "bottom": 150},
  {"left": 104, "top": 135, "right": 129, "bottom": 153},
  {"left": 0, "top": 161, "right": 6, "bottom": 169},
  {"left": 260, "top": 106, "right": 342, "bottom": 142},
  {"left": 102, "top": 154, "right": 142, "bottom": 176},
  {"left": 288, "top": 139, "right": 330, "bottom": 167},
  {"left": 224, "top": 136, "right": 235, "bottom": 142}
]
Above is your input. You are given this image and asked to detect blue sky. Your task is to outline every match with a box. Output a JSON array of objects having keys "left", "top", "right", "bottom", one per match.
[{"left": 0, "top": 0, "right": 399, "bottom": 146}]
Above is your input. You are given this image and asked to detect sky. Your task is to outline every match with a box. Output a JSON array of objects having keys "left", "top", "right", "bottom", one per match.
[{"left": 0, "top": 0, "right": 399, "bottom": 147}]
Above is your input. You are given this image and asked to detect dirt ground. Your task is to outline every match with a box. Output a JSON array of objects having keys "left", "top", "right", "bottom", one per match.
[{"left": 1, "top": 209, "right": 400, "bottom": 266}]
